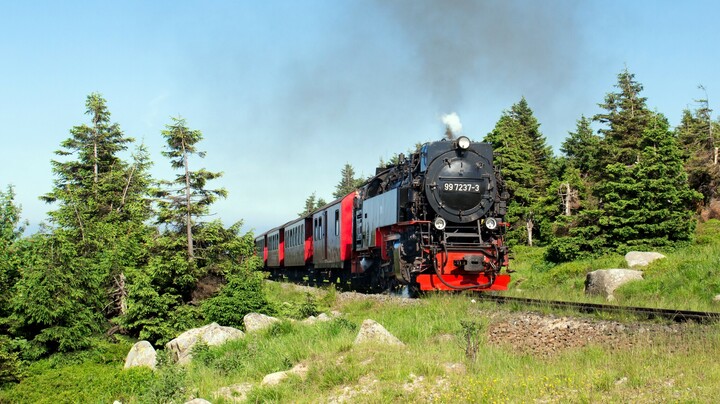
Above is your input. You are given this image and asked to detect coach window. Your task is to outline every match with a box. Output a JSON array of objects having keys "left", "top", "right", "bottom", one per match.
[{"left": 335, "top": 209, "right": 340, "bottom": 236}]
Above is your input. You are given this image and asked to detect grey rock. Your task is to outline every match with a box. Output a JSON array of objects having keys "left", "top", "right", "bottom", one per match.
[
  {"left": 184, "top": 399, "right": 212, "bottom": 404},
  {"left": 302, "top": 312, "right": 332, "bottom": 325},
  {"left": 354, "top": 319, "right": 404, "bottom": 346},
  {"left": 123, "top": 340, "right": 157, "bottom": 370},
  {"left": 243, "top": 313, "right": 281, "bottom": 332},
  {"left": 261, "top": 362, "right": 309, "bottom": 386},
  {"left": 625, "top": 251, "right": 666, "bottom": 268},
  {"left": 166, "top": 322, "right": 244, "bottom": 365},
  {"left": 585, "top": 269, "right": 644, "bottom": 300}
]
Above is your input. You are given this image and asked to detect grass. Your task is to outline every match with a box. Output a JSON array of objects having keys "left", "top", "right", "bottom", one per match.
[
  {"left": 5, "top": 291, "right": 720, "bottom": 403},
  {"left": 4, "top": 221, "right": 720, "bottom": 402},
  {"left": 506, "top": 219, "right": 720, "bottom": 311}
]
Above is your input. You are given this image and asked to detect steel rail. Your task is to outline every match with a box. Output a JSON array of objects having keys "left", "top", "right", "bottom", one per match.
[{"left": 475, "top": 294, "right": 720, "bottom": 324}]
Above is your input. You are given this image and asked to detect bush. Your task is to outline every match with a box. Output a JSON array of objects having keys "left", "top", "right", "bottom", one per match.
[
  {"left": 0, "top": 335, "right": 23, "bottom": 385},
  {"left": 297, "top": 293, "right": 319, "bottom": 318},
  {"left": 202, "top": 269, "right": 276, "bottom": 328},
  {"left": 545, "top": 237, "right": 582, "bottom": 263}
]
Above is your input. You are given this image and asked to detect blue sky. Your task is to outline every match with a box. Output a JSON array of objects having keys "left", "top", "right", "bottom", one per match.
[{"left": 2, "top": 0, "right": 720, "bottom": 234}]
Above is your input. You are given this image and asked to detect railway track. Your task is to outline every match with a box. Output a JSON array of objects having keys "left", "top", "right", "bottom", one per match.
[{"left": 476, "top": 294, "right": 720, "bottom": 324}]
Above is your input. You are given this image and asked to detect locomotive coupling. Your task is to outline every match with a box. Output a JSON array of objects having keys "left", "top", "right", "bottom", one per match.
[{"left": 453, "top": 255, "right": 485, "bottom": 272}]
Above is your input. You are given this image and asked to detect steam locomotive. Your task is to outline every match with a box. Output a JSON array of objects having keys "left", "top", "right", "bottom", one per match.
[{"left": 255, "top": 135, "right": 511, "bottom": 293}]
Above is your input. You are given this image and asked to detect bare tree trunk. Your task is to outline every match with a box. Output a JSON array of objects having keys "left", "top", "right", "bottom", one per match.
[
  {"left": 119, "top": 163, "right": 136, "bottom": 211},
  {"left": 68, "top": 185, "right": 85, "bottom": 242},
  {"left": 715, "top": 147, "right": 718, "bottom": 165},
  {"left": 526, "top": 218, "right": 533, "bottom": 247},
  {"left": 182, "top": 140, "right": 194, "bottom": 260},
  {"left": 116, "top": 273, "right": 127, "bottom": 315},
  {"left": 564, "top": 183, "right": 572, "bottom": 216},
  {"left": 93, "top": 140, "right": 98, "bottom": 184}
]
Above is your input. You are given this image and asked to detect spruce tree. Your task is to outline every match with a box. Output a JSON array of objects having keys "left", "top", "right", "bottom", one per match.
[
  {"left": 561, "top": 116, "right": 601, "bottom": 176},
  {"left": 333, "top": 163, "right": 364, "bottom": 199},
  {"left": 676, "top": 91, "right": 720, "bottom": 206},
  {"left": 598, "top": 114, "right": 698, "bottom": 249},
  {"left": 156, "top": 117, "right": 227, "bottom": 261},
  {"left": 548, "top": 71, "right": 699, "bottom": 261},
  {"left": 121, "top": 117, "right": 231, "bottom": 343},
  {"left": 11, "top": 94, "right": 152, "bottom": 353},
  {"left": 0, "top": 186, "right": 25, "bottom": 330},
  {"left": 485, "top": 98, "right": 553, "bottom": 245},
  {"left": 594, "top": 68, "right": 652, "bottom": 167}
]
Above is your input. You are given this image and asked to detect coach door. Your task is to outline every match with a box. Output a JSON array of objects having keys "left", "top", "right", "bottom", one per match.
[
  {"left": 322, "top": 210, "right": 329, "bottom": 261},
  {"left": 314, "top": 213, "right": 327, "bottom": 264}
]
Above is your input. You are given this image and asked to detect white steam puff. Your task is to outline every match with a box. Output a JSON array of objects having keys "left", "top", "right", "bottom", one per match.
[{"left": 441, "top": 112, "right": 462, "bottom": 135}]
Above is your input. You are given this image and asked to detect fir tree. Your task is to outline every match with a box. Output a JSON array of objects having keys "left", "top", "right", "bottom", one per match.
[
  {"left": 594, "top": 68, "right": 652, "bottom": 167},
  {"left": 299, "top": 192, "right": 329, "bottom": 216},
  {"left": 332, "top": 163, "right": 364, "bottom": 199},
  {"left": 156, "top": 117, "right": 227, "bottom": 261},
  {"left": 598, "top": 114, "right": 699, "bottom": 249},
  {"left": 548, "top": 71, "right": 699, "bottom": 261},
  {"left": 12, "top": 94, "right": 152, "bottom": 353},
  {"left": 485, "top": 98, "right": 553, "bottom": 245},
  {"left": 0, "top": 186, "right": 25, "bottom": 319},
  {"left": 561, "top": 116, "right": 601, "bottom": 176},
  {"left": 676, "top": 89, "right": 720, "bottom": 205}
]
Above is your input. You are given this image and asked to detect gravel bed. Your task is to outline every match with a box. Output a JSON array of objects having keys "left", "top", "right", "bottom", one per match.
[{"left": 486, "top": 311, "right": 685, "bottom": 357}]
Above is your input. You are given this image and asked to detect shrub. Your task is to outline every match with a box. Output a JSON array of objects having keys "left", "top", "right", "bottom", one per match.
[
  {"left": 297, "top": 293, "right": 320, "bottom": 318},
  {"left": 202, "top": 269, "right": 276, "bottom": 328},
  {"left": 0, "top": 335, "right": 23, "bottom": 385}
]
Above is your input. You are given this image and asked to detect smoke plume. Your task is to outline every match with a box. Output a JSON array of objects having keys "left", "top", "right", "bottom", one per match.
[
  {"left": 442, "top": 112, "right": 462, "bottom": 139},
  {"left": 374, "top": 0, "right": 583, "bottom": 108}
]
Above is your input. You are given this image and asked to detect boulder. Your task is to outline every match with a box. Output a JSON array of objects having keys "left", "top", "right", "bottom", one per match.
[
  {"left": 302, "top": 312, "right": 332, "bottom": 325},
  {"left": 214, "top": 383, "right": 253, "bottom": 403},
  {"left": 261, "top": 362, "right": 310, "bottom": 386},
  {"left": 354, "top": 319, "right": 404, "bottom": 346},
  {"left": 585, "top": 269, "right": 644, "bottom": 300},
  {"left": 184, "top": 399, "right": 211, "bottom": 404},
  {"left": 123, "top": 340, "right": 157, "bottom": 370},
  {"left": 243, "top": 313, "right": 281, "bottom": 332},
  {"left": 166, "top": 323, "right": 244, "bottom": 365},
  {"left": 625, "top": 251, "right": 666, "bottom": 268}
]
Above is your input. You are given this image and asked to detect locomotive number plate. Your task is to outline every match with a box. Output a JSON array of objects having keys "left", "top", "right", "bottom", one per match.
[{"left": 441, "top": 182, "right": 481, "bottom": 192}]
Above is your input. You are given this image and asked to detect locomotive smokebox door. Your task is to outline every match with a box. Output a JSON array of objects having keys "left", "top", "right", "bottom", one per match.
[{"left": 423, "top": 143, "right": 496, "bottom": 223}]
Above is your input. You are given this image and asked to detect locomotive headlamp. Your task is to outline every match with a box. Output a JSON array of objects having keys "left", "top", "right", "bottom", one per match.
[
  {"left": 433, "top": 217, "right": 447, "bottom": 230},
  {"left": 485, "top": 217, "right": 498, "bottom": 230},
  {"left": 457, "top": 136, "right": 471, "bottom": 150}
]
